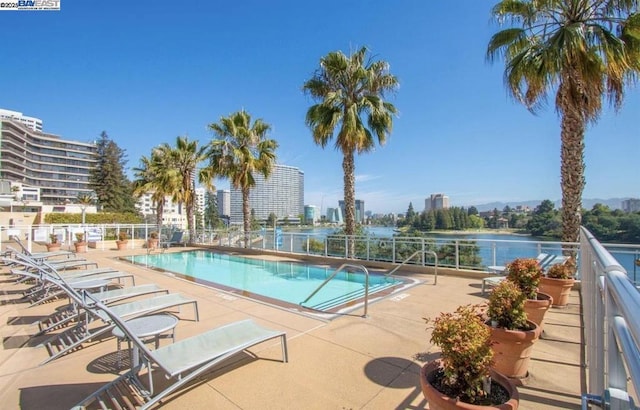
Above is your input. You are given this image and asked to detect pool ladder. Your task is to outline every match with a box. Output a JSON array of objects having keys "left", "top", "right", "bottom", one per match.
[
  {"left": 385, "top": 250, "right": 438, "bottom": 285},
  {"left": 300, "top": 264, "right": 370, "bottom": 318}
]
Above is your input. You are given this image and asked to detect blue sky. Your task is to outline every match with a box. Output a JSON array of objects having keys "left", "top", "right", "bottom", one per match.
[{"left": 2, "top": 1, "right": 638, "bottom": 214}]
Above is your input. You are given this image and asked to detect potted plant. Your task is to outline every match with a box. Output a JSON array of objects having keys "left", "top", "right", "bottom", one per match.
[
  {"left": 116, "top": 231, "right": 128, "bottom": 250},
  {"left": 421, "top": 304, "right": 519, "bottom": 409},
  {"left": 505, "top": 258, "right": 553, "bottom": 329},
  {"left": 539, "top": 257, "right": 576, "bottom": 307},
  {"left": 486, "top": 280, "right": 541, "bottom": 379},
  {"left": 46, "top": 233, "right": 61, "bottom": 252},
  {"left": 147, "top": 231, "right": 159, "bottom": 250},
  {"left": 74, "top": 232, "right": 87, "bottom": 253}
]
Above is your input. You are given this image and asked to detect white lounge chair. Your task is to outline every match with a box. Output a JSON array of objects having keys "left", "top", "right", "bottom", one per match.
[
  {"left": 72, "top": 292, "right": 288, "bottom": 410},
  {"left": 482, "top": 253, "right": 557, "bottom": 295}
]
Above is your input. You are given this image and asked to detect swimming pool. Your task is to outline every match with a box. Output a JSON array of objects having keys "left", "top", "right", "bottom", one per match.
[{"left": 125, "top": 250, "right": 416, "bottom": 316}]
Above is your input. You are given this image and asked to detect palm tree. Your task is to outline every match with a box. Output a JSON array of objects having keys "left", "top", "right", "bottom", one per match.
[
  {"left": 203, "top": 110, "right": 278, "bottom": 247},
  {"left": 303, "top": 46, "right": 399, "bottom": 257},
  {"left": 132, "top": 149, "right": 173, "bottom": 229},
  {"left": 162, "top": 136, "right": 206, "bottom": 244},
  {"left": 487, "top": 0, "right": 639, "bottom": 244}
]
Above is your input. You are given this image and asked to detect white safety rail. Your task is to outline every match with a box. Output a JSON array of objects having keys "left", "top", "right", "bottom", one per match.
[{"left": 581, "top": 227, "right": 640, "bottom": 409}]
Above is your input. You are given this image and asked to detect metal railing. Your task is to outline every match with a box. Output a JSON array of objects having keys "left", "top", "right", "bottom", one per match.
[
  {"left": 581, "top": 227, "right": 640, "bottom": 409},
  {"left": 386, "top": 249, "right": 438, "bottom": 285},
  {"left": 300, "top": 263, "right": 370, "bottom": 318}
]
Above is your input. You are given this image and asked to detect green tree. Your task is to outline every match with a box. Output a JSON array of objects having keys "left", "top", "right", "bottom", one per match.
[
  {"left": 204, "top": 110, "right": 278, "bottom": 247},
  {"left": 303, "top": 46, "right": 399, "bottom": 257},
  {"left": 163, "top": 136, "right": 207, "bottom": 243},
  {"left": 204, "top": 190, "right": 221, "bottom": 229},
  {"left": 405, "top": 202, "right": 416, "bottom": 226},
  {"left": 488, "top": 1, "right": 640, "bottom": 244},
  {"left": 267, "top": 212, "right": 278, "bottom": 227},
  {"left": 132, "top": 149, "right": 173, "bottom": 228},
  {"left": 527, "top": 200, "right": 561, "bottom": 237},
  {"left": 90, "top": 131, "right": 136, "bottom": 213},
  {"left": 467, "top": 206, "right": 479, "bottom": 216}
]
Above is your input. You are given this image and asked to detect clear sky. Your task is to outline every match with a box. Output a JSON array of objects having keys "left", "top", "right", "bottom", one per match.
[{"left": 2, "top": 1, "right": 638, "bottom": 214}]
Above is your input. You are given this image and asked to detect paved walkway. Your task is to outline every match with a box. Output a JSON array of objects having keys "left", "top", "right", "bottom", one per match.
[{"left": 0, "top": 245, "right": 583, "bottom": 409}]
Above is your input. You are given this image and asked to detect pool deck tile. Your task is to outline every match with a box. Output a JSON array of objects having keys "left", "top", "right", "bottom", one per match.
[{"left": 0, "top": 245, "right": 584, "bottom": 409}]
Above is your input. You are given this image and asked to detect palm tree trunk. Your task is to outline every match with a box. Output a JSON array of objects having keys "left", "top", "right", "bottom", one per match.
[
  {"left": 186, "top": 202, "right": 194, "bottom": 245},
  {"left": 558, "top": 79, "right": 586, "bottom": 248},
  {"left": 156, "top": 200, "right": 164, "bottom": 231},
  {"left": 343, "top": 151, "right": 356, "bottom": 258},
  {"left": 242, "top": 187, "right": 251, "bottom": 248}
]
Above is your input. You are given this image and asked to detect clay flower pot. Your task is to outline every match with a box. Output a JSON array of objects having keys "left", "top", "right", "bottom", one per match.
[
  {"left": 46, "top": 243, "right": 61, "bottom": 252},
  {"left": 420, "top": 360, "right": 519, "bottom": 410},
  {"left": 539, "top": 277, "right": 575, "bottom": 307},
  {"left": 524, "top": 292, "right": 553, "bottom": 330},
  {"left": 74, "top": 241, "right": 87, "bottom": 253},
  {"left": 488, "top": 321, "right": 542, "bottom": 379},
  {"left": 116, "top": 240, "right": 128, "bottom": 250}
]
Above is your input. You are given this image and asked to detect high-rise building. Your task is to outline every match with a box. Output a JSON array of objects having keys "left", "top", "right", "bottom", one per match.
[
  {"left": 229, "top": 164, "right": 304, "bottom": 224},
  {"left": 304, "top": 205, "right": 320, "bottom": 225},
  {"left": 325, "top": 207, "right": 343, "bottom": 224},
  {"left": 622, "top": 198, "right": 640, "bottom": 213},
  {"left": 425, "top": 193, "right": 450, "bottom": 211},
  {"left": 0, "top": 109, "right": 43, "bottom": 132},
  {"left": 0, "top": 112, "right": 97, "bottom": 204},
  {"left": 217, "top": 189, "right": 231, "bottom": 219},
  {"left": 338, "top": 199, "right": 365, "bottom": 223}
]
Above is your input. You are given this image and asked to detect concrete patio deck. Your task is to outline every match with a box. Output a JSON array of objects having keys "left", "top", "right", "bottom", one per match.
[{"left": 0, "top": 245, "right": 583, "bottom": 409}]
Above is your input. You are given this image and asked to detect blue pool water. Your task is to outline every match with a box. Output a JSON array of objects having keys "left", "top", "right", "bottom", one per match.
[{"left": 126, "top": 250, "right": 408, "bottom": 313}]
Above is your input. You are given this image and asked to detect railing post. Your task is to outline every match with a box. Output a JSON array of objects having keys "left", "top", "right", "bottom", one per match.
[
  {"left": 392, "top": 238, "right": 396, "bottom": 264},
  {"left": 455, "top": 240, "right": 460, "bottom": 270},
  {"left": 492, "top": 242, "right": 497, "bottom": 266}
]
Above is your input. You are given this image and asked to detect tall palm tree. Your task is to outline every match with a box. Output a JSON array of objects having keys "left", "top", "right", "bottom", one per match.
[
  {"left": 132, "top": 149, "right": 172, "bottom": 229},
  {"left": 303, "top": 46, "right": 399, "bottom": 257},
  {"left": 162, "top": 136, "right": 206, "bottom": 244},
  {"left": 204, "top": 110, "right": 278, "bottom": 247},
  {"left": 487, "top": 0, "right": 639, "bottom": 244}
]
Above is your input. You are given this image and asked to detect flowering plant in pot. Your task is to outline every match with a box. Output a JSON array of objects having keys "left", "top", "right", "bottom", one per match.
[
  {"left": 116, "top": 231, "right": 128, "bottom": 250},
  {"left": 74, "top": 232, "right": 87, "bottom": 253},
  {"left": 147, "top": 231, "right": 159, "bottom": 250},
  {"left": 46, "top": 233, "right": 61, "bottom": 251},
  {"left": 505, "top": 258, "right": 552, "bottom": 329},
  {"left": 539, "top": 257, "right": 576, "bottom": 307},
  {"left": 487, "top": 280, "right": 541, "bottom": 379},
  {"left": 421, "top": 304, "right": 519, "bottom": 409}
]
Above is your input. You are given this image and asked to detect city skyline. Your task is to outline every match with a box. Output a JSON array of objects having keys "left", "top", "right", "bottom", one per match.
[{"left": 2, "top": 1, "right": 638, "bottom": 215}]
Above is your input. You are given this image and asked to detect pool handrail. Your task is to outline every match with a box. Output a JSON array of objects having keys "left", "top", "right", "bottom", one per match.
[
  {"left": 300, "top": 263, "right": 370, "bottom": 318},
  {"left": 385, "top": 249, "right": 438, "bottom": 285}
]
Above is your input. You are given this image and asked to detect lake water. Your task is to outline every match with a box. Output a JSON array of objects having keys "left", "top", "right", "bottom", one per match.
[{"left": 283, "top": 226, "right": 640, "bottom": 281}]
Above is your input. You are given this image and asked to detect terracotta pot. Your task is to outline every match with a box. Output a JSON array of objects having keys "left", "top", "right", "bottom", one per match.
[
  {"left": 488, "top": 321, "right": 541, "bottom": 378},
  {"left": 46, "top": 243, "right": 61, "bottom": 252},
  {"left": 539, "top": 277, "right": 575, "bottom": 307},
  {"left": 420, "top": 360, "right": 519, "bottom": 410},
  {"left": 524, "top": 292, "right": 553, "bottom": 330},
  {"left": 116, "top": 240, "right": 128, "bottom": 250},
  {"left": 74, "top": 242, "right": 87, "bottom": 253}
]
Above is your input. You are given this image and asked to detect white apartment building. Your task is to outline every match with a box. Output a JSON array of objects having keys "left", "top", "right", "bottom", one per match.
[
  {"left": 0, "top": 111, "right": 97, "bottom": 204},
  {"left": 425, "top": 193, "right": 450, "bottom": 211},
  {"left": 135, "top": 190, "right": 207, "bottom": 229},
  {"left": 0, "top": 109, "right": 43, "bottom": 132},
  {"left": 229, "top": 164, "right": 304, "bottom": 225}
]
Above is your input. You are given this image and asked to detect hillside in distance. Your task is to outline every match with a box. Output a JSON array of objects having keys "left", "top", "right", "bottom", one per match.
[{"left": 470, "top": 198, "right": 631, "bottom": 213}]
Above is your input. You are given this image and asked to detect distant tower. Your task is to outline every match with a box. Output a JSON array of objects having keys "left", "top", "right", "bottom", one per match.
[
  {"left": 425, "top": 193, "right": 450, "bottom": 211},
  {"left": 338, "top": 199, "right": 365, "bottom": 223}
]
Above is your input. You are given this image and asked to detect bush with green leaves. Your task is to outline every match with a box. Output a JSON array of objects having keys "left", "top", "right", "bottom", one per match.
[
  {"left": 427, "top": 304, "right": 494, "bottom": 404},
  {"left": 505, "top": 258, "right": 543, "bottom": 299},
  {"left": 487, "top": 280, "right": 528, "bottom": 330},
  {"left": 546, "top": 257, "right": 577, "bottom": 279}
]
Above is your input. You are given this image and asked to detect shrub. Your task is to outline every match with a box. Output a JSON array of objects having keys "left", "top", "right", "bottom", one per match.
[
  {"left": 487, "top": 280, "right": 528, "bottom": 330},
  {"left": 505, "top": 258, "right": 543, "bottom": 299},
  {"left": 74, "top": 232, "right": 85, "bottom": 242},
  {"left": 546, "top": 257, "right": 577, "bottom": 279},
  {"left": 49, "top": 233, "right": 58, "bottom": 244},
  {"left": 427, "top": 304, "right": 494, "bottom": 404},
  {"left": 118, "top": 231, "right": 128, "bottom": 241}
]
